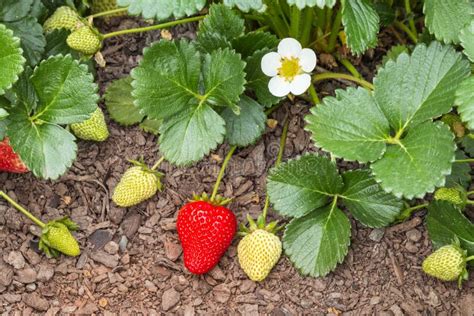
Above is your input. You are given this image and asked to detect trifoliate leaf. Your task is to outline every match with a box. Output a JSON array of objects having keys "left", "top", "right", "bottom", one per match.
[
  {"left": 30, "top": 55, "right": 98, "bottom": 124},
  {"left": 222, "top": 95, "right": 266, "bottom": 147},
  {"left": 232, "top": 31, "right": 279, "bottom": 59},
  {"left": 423, "top": 0, "right": 473, "bottom": 44},
  {"left": 245, "top": 49, "right": 281, "bottom": 107},
  {"left": 341, "top": 0, "right": 380, "bottom": 55},
  {"left": 267, "top": 154, "right": 344, "bottom": 218},
  {"left": 374, "top": 42, "right": 470, "bottom": 131},
  {"left": 286, "top": 0, "right": 336, "bottom": 9},
  {"left": 341, "top": 170, "right": 402, "bottom": 228},
  {"left": 159, "top": 104, "right": 225, "bottom": 166},
  {"left": 283, "top": 202, "right": 351, "bottom": 277},
  {"left": 105, "top": 76, "right": 144, "bottom": 126},
  {"left": 306, "top": 87, "right": 390, "bottom": 163},
  {"left": 460, "top": 21, "right": 474, "bottom": 62},
  {"left": 455, "top": 76, "right": 474, "bottom": 130},
  {"left": 0, "top": 0, "right": 33, "bottom": 22},
  {"left": 0, "top": 24, "right": 25, "bottom": 95},
  {"left": 197, "top": 4, "right": 244, "bottom": 53},
  {"left": 116, "top": 0, "right": 206, "bottom": 20},
  {"left": 223, "top": 0, "right": 264, "bottom": 12},
  {"left": 445, "top": 151, "right": 471, "bottom": 189},
  {"left": 370, "top": 122, "right": 455, "bottom": 199},
  {"left": 6, "top": 55, "right": 98, "bottom": 179},
  {"left": 426, "top": 201, "right": 474, "bottom": 255},
  {"left": 5, "top": 17, "right": 45, "bottom": 67}
]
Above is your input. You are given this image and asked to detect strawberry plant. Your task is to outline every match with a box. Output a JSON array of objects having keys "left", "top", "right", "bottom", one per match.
[
  {"left": 306, "top": 42, "right": 471, "bottom": 199},
  {"left": 267, "top": 154, "right": 403, "bottom": 276}
]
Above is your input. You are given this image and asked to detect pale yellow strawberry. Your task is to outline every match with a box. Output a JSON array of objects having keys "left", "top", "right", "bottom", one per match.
[
  {"left": 43, "top": 6, "right": 83, "bottom": 33},
  {"left": 92, "top": 0, "right": 126, "bottom": 18},
  {"left": 112, "top": 164, "right": 163, "bottom": 207},
  {"left": 422, "top": 243, "right": 469, "bottom": 285},
  {"left": 67, "top": 26, "right": 102, "bottom": 55},
  {"left": 238, "top": 229, "right": 282, "bottom": 281},
  {"left": 434, "top": 187, "right": 465, "bottom": 205},
  {"left": 71, "top": 108, "right": 109, "bottom": 141}
]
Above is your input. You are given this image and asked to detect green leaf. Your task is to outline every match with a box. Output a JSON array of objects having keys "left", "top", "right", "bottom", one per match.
[
  {"left": 5, "top": 17, "right": 45, "bottom": 67},
  {"left": 221, "top": 95, "right": 266, "bottom": 147},
  {"left": 455, "top": 76, "right": 474, "bottom": 130},
  {"left": 159, "top": 105, "right": 226, "bottom": 166},
  {"left": 116, "top": 0, "right": 206, "bottom": 20},
  {"left": 44, "top": 29, "right": 78, "bottom": 58},
  {"left": 423, "top": 0, "right": 473, "bottom": 44},
  {"left": 31, "top": 55, "right": 98, "bottom": 124},
  {"left": 232, "top": 31, "right": 279, "bottom": 59},
  {"left": 197, "top": 4, "right": 244, "bottom": 53},
  {"left": 223, "top": 0, "right": 264, "bottom": 12},
  {"left": 341, "top": 0, "right": 380, "bottom": 55},
  {"left": 370, "top": 122, "right": 455, "bottom": 199},
  {"left": 245, "top": 49, "right": 281, "bottom": 107},
  {"left": 0, "top": 0, "right": 33, "bottom": 22},
  {"left": 445, "top": 151, "right": 471, "bottom": 189},
  {"left": 380, "top": 44, "right": 408, "bottom": 68},
  {"left": 201, "top": 48, "right": 246, "bottom": 108},
  {"left": 373, "top": 2, "right": 395, "bottom": 26},
  {"left": 267, "top": 154, "right": 344, "bottom": 218},
  {"left": 139, "top": 118, "right": 162, "bottom": 135},
  {"left": 460, "top": 21, "right": 474, "bottom": 62},
  {"left": 0, "top": 108, "right": 8, "bottom": 119},
  {"left": 341, "top": 170, "right": 402, "bottom": 228},
  {"left": 0, "top": 120, "right": 6, "bottom": 139},
  {"left": 133, "top": 40, "right": 245, "bottom": 121},
  {"left": 132, "top": 40, "right": 201, "bottom": 120},
  {"left": 283, "top": 202, "right": 351, "bottom": 277},
  {"left": 286, "top": 0, "right": 336, "bottom": 9},
  {"left": 0, "top": 24, "right": 25, "bottom": 95},
  {"left": 374, "top": 42, "right": 470, "bottom": 131},
  {"left": 306, "top": 87, "right": 390, "bottom": 163},
  {"left": 461, "top": 135, "right": 474, "bottom": 157},
  {"left": 8, "top": 117, "right": 77, "bottom": 179},
  {"left": 105, "top": 76, "right": 144, "bottom": 126},
  {"left": 426, "top": 201, "right": 474, "bottom": 255}
]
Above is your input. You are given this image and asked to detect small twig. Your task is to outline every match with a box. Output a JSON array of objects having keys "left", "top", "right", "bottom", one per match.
[{"left": 389, "top": 250, "right": 404, "bottom": 286}]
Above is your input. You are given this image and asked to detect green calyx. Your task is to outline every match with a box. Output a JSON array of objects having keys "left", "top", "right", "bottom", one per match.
[
  {"left": 128, "top": 159, "right": 164, "bottom": 190},
  {"left": 238, "top": 214, "right": 282, "bottom": 237},
  {"left": 39, "top": 217, "right": 81, "bottom": 258},
  {"left": 191, "top": 192, "right": 232, "bottom": 206}
]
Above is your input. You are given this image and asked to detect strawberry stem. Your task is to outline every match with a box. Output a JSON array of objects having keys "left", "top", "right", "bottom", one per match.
[
  {"left": 262, "top": 116, "right": 290, "bottom": 221},
  {"left": 151, "top": 156, "right": 165, "bottom": 171},
  {"left": 88, "top": 7, "right": 128, "bottom": 19},
  {"left": 467, "top": 255, "right": 474, "bottom": 262},
  {"left": 312, "top": 72, "right": 374, "bottom": 90},
  {"left": 210, "top": 146, "right": 237, "bottom": 202},
  {"left": 454, "top": 159, "right": 474, "bottom": 163},
  {"left": 0, "top": 191, "right": 46, "bottom": 228},
  {"left": 101, "top": 15, "right": 206, "bottom": 39},
  {"left": 396, "top": 202, "right": 429, "bottom": 222}
]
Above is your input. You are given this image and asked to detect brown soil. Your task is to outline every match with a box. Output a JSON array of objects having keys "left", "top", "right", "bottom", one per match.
[{"left": 1, "top": 17, "right": 473, "bottom": 315}]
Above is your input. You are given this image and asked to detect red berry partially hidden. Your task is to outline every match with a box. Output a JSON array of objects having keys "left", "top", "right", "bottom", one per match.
[
  {"left": 0, "top": 138, "right": 28, "bottom": 173},
  {"left": 177, "top": 200, "right": 237, "bottom": 274}
]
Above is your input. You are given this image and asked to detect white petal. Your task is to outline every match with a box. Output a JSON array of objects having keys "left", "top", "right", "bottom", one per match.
[
  {"left": 261, "top": 52, "right": 281, "bottom": 77},
  {"left": 278, "top": 38, "right": 302, "bottom": 58},
  {"left": 289, "top": 74, "right": 311, "bottom": 95},
  {"left": 268, "top": 76, "right": 291, "bottom": 97},
  {"left": 299, "top": 48, "right": 317, "bottom": 72}
]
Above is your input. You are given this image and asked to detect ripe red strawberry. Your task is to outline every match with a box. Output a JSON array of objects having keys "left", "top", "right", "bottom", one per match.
[
  {"left": 0, "top": 138, "right": 28, "bottom": 173},
  {"left": 177, "top": 199, "right": 237, "bottom": 274}
]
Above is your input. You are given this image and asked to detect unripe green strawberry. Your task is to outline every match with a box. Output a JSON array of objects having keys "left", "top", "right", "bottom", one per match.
[
  {"left": 67, "top": 26, "right": 102, "bottom": 55},
  {"left": 43, "top": 6, "right": 83, "bottom": 33},
  {"left": 112, "top": 162, "right": 164, "bottom": 207},
  {"left": 434, "top": 187, "right": 465, "bottom": 205},
  {"left": 71, "top": 108, "right": 109, "bottom": 141},
  {"left": 39, "top": 218, "right": 81, "bottom": 257},
  {"left": 238, "top": 229, "right": 282, "bottom": 281},
  {"left": 422, "top": 243, "right": 471, "bottom": 287},
  {"left": 92, "top": 0, "right": 126, "bottom": 18}
]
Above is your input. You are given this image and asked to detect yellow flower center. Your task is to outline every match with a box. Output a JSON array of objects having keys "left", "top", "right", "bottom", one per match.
[{"left": 278, "top": 57, "right": 301, "bottom": 82}]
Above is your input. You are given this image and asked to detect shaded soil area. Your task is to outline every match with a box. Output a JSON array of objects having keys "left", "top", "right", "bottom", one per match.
[{"left": 1, "top": 17, "right": 473, "bottom": 315}]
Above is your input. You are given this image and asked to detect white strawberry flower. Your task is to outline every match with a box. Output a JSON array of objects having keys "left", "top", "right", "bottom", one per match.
[{"left": 261, "top": 38, "right": 317, "bottom": 97}]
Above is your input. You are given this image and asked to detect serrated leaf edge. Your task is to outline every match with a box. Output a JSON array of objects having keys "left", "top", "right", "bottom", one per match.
[{"left": 0, "top": 24, "right": 26, "bottom": 95}]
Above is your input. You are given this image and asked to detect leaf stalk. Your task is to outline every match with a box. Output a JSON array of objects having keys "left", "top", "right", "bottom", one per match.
[
  {"left": 0, "top": 191, "right": 46, "bottom": 228},
  {"left": 210, "top": 146, "right": 237, "bottom": 202}
]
